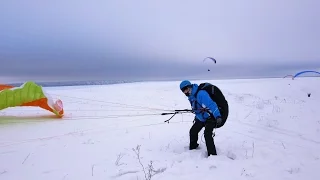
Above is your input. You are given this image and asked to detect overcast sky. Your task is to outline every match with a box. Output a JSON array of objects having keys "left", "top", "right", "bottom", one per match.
[{"left": 0, "top": 0, "right": 319, "bottom": 82}]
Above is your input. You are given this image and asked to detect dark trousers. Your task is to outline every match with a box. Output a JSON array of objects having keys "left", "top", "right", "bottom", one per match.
[
  {"left": 189, "top": 118, "right": 217, "bottom": 155},
  {"left": 189, "top": 104, "right": 229, "bottom": 156}
]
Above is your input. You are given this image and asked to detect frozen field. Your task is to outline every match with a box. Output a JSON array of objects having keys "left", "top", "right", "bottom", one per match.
[{"left": 0, "top": 77, "right": 319, "bottom": 180}]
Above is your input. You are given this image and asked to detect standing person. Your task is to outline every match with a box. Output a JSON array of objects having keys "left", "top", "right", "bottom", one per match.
[{"left": 179, "top": 80, "right": 229, "bottom": 156}]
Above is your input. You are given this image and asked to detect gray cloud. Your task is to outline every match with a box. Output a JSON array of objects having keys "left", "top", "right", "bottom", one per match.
[{"left": 0, "top": 0, "right": 319, "bottom": 82}]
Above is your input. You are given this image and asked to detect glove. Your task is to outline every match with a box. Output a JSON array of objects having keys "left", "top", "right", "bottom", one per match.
[{"left": 215, "top": 117, "right": 223, "bottom": 127}]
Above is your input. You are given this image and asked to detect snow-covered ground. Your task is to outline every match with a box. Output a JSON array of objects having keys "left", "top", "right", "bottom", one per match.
[{"left": 0, "top": 77, "right": 319, "bottom": 180}]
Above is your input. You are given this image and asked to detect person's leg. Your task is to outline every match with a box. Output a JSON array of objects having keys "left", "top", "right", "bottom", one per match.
[
  {"left": 189, "top": 119, "right": 204, "bottom": 150},
  {"left": 204, "top": 118, "right": 217, "bottom": 156}
]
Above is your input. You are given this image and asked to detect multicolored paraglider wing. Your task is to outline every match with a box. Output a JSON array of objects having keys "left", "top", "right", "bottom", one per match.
[
  {"left": 0, "top": 81, "right": 64, "bottom": 117},
  {"left": 0, "top": 84, "right": 15, "bottom": 91}
]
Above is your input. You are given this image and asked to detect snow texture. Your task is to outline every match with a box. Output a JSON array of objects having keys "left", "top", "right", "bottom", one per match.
[{"left": 0, "top": 77, "right": 319, "bottom": 180}]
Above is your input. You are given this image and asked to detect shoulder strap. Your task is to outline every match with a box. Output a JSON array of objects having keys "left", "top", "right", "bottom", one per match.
[
  {"left": 194, "top": 83, "right": 205, "bottom": 97},
  {"left": 194, "top": 83, "right": 214, "bottom": 97},
  {"left": 194, "top": 83, "right": 215, "bottom": 118}
]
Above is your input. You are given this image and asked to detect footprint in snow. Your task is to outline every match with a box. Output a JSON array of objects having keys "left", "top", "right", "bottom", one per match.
[
  {"left": 226, "top": 151, "right": 237, "bottom": 160},
  {"left": 209, "top": 165, "right": 217, "bottom": 170}
]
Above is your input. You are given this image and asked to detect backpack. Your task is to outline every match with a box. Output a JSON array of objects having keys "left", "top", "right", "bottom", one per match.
[{"left": 194, "top": 83, "right": 227, "bottom": 109}]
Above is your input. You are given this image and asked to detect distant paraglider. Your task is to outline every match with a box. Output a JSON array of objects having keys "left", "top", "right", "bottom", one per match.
[
  {"left": 203, "top": 57, "right": 217, "bottom": 63},
  {"left": 283, "top": 75, "right": 294, "bottom": 80},
  {"left": 282, "top": 70, "right": 319, "bottom": 98},
  {"left": 282, "top": 70, "right": 320, "bottom": 80},
  {"left": 203, "top": 57, "right": 216, "bottom": 72},
  {"left": 293, "top": 70, "right": 320, "bottom": 79}
]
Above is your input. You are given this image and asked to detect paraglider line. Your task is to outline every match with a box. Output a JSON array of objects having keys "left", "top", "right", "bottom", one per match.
[{"left": 50, "top": 93, "right": 173, "bottom": 112}]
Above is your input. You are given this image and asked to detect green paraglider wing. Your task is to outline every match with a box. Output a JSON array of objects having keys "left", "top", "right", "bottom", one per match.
[
  {"left": 0, "top": 81, "right": 46, "bottom": 110},
  {"left": 0, "top": 81, "right": 64, "bottom": 117}
]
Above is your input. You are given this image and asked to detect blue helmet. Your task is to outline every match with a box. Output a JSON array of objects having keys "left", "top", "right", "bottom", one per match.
[{"left": 180, "top": 80, "right": 192, "bottom": 91}]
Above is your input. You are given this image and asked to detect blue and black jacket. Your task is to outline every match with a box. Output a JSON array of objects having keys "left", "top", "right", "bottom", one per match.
[{"left": 187, "top": 83, "right": 222, "bottom": 122}]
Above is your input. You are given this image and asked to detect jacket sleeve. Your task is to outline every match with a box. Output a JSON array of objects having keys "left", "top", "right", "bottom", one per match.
[{"left": 197, "top": 90, "right": 221, "bottom": 119}]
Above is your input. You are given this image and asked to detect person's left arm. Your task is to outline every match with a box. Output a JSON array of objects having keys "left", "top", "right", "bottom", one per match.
[{"left": 197, "top": 90, "right": 221, "bottom": 119}]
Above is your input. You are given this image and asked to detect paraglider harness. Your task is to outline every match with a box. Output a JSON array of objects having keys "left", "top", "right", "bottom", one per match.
[
  {"left": 162, "top": 83, "right": 225, "bottom": 123},
  {"left": 191, "top": 83, "right": 228, "bottom": 130}
]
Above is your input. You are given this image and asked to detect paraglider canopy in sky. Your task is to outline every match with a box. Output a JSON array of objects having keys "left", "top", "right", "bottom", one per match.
[
  {"left": 203, "top": 57, "right": 216, "bottom": 72},
  {"left": 203, "top": 57, "right": 216, "bottom": 63},
  {"left": 293, "top": 70, "right": 320, "bottom": 79},
  {"left": 283, "top": 70, "right": 320, "bottom": 80}
]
